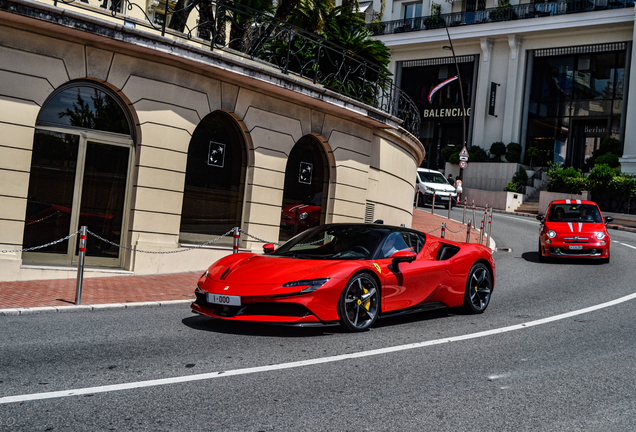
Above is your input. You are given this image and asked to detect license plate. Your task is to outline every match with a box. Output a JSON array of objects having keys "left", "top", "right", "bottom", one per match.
[
  {"left": 568, "top": 245, "right": 583, "bottom": 250},
  {"left": 206, "top": 293, "right": 241, "bottom": 306},
  {"left": 440, "top": 196, "right": 449, "bottom": 200}
]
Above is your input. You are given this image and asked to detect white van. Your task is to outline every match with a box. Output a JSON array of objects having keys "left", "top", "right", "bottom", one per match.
[{"left": 415, "top": 168, "right": 457, "bottom": 207}]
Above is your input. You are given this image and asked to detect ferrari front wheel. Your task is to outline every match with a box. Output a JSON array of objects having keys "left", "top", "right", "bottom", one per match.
[
  {"left": 462, "top": 263, "right": 492, "bottom": 314},
  {"left": 337, "top": 273, "right": 379, "bottom": 332}
]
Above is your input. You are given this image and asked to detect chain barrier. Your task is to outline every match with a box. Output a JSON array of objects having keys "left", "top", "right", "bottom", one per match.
[
  {"left": 238, "top": 229, "right": 282, "bottom": 247},
  {"left": 86, "top": 229, "right": 235, "bottom": 254},
  {"left": 0, "top": 230, "right": 81, "bottom": 254}
]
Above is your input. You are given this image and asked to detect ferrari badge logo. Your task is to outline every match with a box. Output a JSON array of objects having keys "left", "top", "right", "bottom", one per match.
[
  {"left": 224, "top": 286, "right": 230, "bottom": 291},
  {"left": 373, "top": 263, "right": 381, "bottom": 273}
]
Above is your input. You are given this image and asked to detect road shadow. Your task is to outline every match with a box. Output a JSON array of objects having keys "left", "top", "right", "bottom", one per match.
[
  {"left": 183, "top": 306, "right": 458, "bottom": 336},
  {"left": 521, "top": 251, "right": 608, "bottom": 265},
  {"left": 182, "top": 314, "right": 340, "bottom": 337}
]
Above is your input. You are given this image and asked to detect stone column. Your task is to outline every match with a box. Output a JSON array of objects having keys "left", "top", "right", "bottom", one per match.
[
  {"left": 472, "top": 37, "right": 494, "bottom": 149},
  {"left": 502, "top": 35, "right": 522, "bottom": 145},
  {"left": 619, "top": 11, "right": 636, "bottom": 176}
]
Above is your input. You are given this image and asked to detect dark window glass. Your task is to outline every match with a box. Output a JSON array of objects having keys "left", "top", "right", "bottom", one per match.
[
  {"left": 279, "top": 136, "right": 328, "bottom": 242},
  {"left": 36, "top": 86, "right": 130, "bottom": 135},
  {"left": 179, "top": 112, "right": 246, "bottom": 244},
  {"left": 78, "top": 142, "right": 130, "bottom": 258},
  {"left": 23, "top": 131, "right": 79, "bottom": 253}
]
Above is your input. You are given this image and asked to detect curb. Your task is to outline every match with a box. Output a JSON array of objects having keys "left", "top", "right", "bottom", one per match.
[{"left": 0, "top": 299, "right": 193, "bottom": 316}]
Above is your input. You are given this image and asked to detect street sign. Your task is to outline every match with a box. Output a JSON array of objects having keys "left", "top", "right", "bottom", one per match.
[
  {"left": 459, "top": 146, "right": 469, "bottom": 162},
  {"left": 460, "top": 160, "right": 467, "bottom": 169}
]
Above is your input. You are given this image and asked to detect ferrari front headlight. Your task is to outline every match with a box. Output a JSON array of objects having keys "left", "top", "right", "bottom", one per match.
[
  {"left": 283, "top": 278, "right": 330, "bottom": 293},
  {"left": 595, "top": 231, "right": 606, "bottom": 240},
  {"left": 547, "top": 230, "right": 557, "bottom": 239}
]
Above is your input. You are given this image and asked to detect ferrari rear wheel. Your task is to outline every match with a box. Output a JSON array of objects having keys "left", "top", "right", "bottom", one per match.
[
  {"left": 462, "top": 263, "right": 492, "bottom": 314},
  {"left": 337, "top": 273, "right": 379, "bottom": 332}
]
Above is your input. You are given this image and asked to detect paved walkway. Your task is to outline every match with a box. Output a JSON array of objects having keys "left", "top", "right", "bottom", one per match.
[{"left": 0, "top": 208, "right": 487, "bottom": 314}]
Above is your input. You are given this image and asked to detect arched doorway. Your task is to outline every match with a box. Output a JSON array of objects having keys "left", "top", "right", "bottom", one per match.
[
  {"left": 179, "top": 111, "right": 247, "bottom": 246},
  {"left": 279, "top": 136, "right": 329, "bottom": 242},
  {"left": 23, "top": 82, "right": 135, "bottom": 266}
]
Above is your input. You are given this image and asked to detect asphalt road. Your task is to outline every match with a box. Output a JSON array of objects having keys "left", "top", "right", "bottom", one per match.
[{"left": 1, "top": 211, "right": 636, "bottom": 431}]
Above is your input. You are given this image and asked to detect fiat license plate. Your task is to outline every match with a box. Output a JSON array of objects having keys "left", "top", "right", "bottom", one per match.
[
  {"left": 207, "top": 293, "right": 241, "bottom": 306},
  {"left": 568, "top": 245, "right": 583, "bottom": 250}
]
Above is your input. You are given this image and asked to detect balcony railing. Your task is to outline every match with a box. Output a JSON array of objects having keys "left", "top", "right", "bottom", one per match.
[
  {"left": 46, "top": 0, "right": 420, "bottom": 135},
  {"left": 370, "top": 0, "right": 633, "bottom": 35}
]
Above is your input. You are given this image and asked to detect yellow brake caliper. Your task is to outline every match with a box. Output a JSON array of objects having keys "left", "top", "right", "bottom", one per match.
[{"left": 361, "top": 286, "right": 371, "bottom": 311}]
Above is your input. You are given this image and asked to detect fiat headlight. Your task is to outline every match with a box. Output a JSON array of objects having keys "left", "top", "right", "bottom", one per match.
[
  {"left": 283, "top": 278, "right": 330, "bottom": 293},
  {"left": 595, "top": 231, "right": 606, "bottom": 240},
  {"left": 299, "top": 212, "right": 308, "bottom": 220},
  {"left": 547, "top": 230, "right": 557, "bottom": 239}
]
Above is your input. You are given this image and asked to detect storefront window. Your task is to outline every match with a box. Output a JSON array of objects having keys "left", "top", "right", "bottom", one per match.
[
  {"left": 400, "top": 59, "right": 475, "bottom": 169},
  {"left": 525, "top": 45, "right": 626, "bottom": 171},
  {"left": 179, "top": 112, "right": 246, "bottom": 245}
]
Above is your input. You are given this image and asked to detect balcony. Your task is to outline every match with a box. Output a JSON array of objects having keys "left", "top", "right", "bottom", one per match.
[{"left": 369, "top": 0, "right": 634, "bottom": 36}]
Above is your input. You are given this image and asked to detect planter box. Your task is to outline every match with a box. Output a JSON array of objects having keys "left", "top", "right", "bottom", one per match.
[
  {"left": 463, "top": 188, "right": 523, "bottom": 211},
  {"left": 538, "top": 191, "right": 591, "bottom": 215},
  {"left": 445, "top": 162, "right": 525, "bottom": 192}
]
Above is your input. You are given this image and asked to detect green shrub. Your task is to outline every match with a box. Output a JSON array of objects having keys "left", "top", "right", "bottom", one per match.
[
  {"left": 506, "top": 150, "right": 521, "bottom": 163},
  {"left": 526, "top": 147, "right": 540, "bottom": 168},
  {"left": 587, "top": 164, "right": 636, "bottom": 198},
  {"left": 440, "top": 146, "right": 456, "bottom": 164},
  {"left": 512, "top": 167, "right": 528, "bottom": 185},
  {"left": 506, "top": 142, "right": 522, "bottom": 163},
  {"left": 547, "top": 165, "right": 586, "bottom": 193},
  {"left": 585, "top": 137, "right": 621, "bottom": 170},
  {"left": 469, "top": 146, "right": 489, "bottom": 162},
  {"left": 504, "top": 182, "right": 518, "bottom": 192},
  {"left": 594, "top": 153, "right": 619, "bottom": 168},
  {"left": 490, "top": 141, "right": 506, "bottom": 161},
  {"left": 448, "top": 152, "right": 460, "bottom": 165}
]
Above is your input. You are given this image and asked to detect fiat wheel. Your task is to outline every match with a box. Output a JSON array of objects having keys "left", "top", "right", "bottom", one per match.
[
  {"left": 337, "top": 273, "right": 379, "bottom": 332},
  {"left": 462, "top": 263, "right": 492, "bottom": 314}
]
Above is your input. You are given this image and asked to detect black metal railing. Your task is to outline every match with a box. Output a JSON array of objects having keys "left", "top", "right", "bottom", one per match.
[
  {"left": 370, "top": 0, "right": 633, "bottom": 35},
  {"left": 49, "top": 0, "right": 420, "bottom": 135}
]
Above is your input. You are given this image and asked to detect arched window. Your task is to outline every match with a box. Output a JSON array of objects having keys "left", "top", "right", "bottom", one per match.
[
  {"left": 179, "top": 111, "right": 246, "bottom": 244},
  {"left": 24, "top": 83, "right": 134, "bottom": 266},
  {"left": 279, "top": 136, "right": 328, "bottom": 242}
]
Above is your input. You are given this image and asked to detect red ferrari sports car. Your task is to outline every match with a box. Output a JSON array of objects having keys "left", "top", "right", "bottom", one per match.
[
  {"left": 537, "top": 200, "right": 613, "bottom": 263},
  {"left": 192, "top": 224, "right": 495, "bottom": 331}
]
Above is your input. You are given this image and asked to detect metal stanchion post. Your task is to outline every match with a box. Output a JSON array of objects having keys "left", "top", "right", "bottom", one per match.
[
  {"left": 479, "top": 216, "right": 485, "bottom": 245},
  {"left": 233, "top": 227, "right": 240, "bottom": 254},
  {"left": 441, "top": 222, "right": 446, "bottom": 239},
  {"left": 75, "top": 226, "right": 87, "bottom": 305},
  {"left": 466, "top": 219, "right": 472, "bottom": 243},
  {"left": 486, "top": 207, "right": 493, "bottom": 248},
  {"left": 472, "top": 200, "right": 475, "bottom": 228},
  {"left": 447, "top": 197, "right": 452, "bottom": 219},
  {"left": 431, "top": 192, "right": 436, "bottom": 214},
  {"left": 462, "top": 198, "right": 466, "bottom": 224}
]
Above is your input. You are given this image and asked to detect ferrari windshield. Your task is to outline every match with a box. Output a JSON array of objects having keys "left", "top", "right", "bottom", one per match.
[
  {"left": 418, "top": 171, "right": 449, "bottom": 185},
  {"left": 547, "top": 204, "right": 603, "bottom": 223},
  {"left": 274, "top": 225, "right": 385, "bottom": 260}
]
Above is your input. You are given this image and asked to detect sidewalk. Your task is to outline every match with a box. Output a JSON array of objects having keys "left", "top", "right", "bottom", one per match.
[{"left": 0, "top": 208, "right": 487, "bottom": 314}]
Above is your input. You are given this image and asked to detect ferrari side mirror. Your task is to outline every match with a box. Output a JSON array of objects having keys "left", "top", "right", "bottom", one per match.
[
  {"left": 604, "top": 216, "right": 614, "bottom": 224},
  {"left": 391, "top": 250, "right": 416, "bottom": 272},
  {"left": 536, "top": 215, "right": 544, "bottom": 222},
  {"left": 263, "top": 243, "right": 275, "bottom": 254}
]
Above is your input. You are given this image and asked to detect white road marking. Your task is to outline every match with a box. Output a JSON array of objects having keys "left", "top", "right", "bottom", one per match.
[
  {"left": 612, "top": 240, "right": 636, "bottom": 250},
  {"left": 491, "top": 214, "right": 539, "bottom": 224},
  {"left": 3, "top": 291, "right": 636, "bottom": 405}
]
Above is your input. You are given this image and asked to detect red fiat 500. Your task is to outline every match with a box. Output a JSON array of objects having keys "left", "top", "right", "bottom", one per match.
[{"left": 537, "top": 200, "right": 613, "bottom": 263}]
